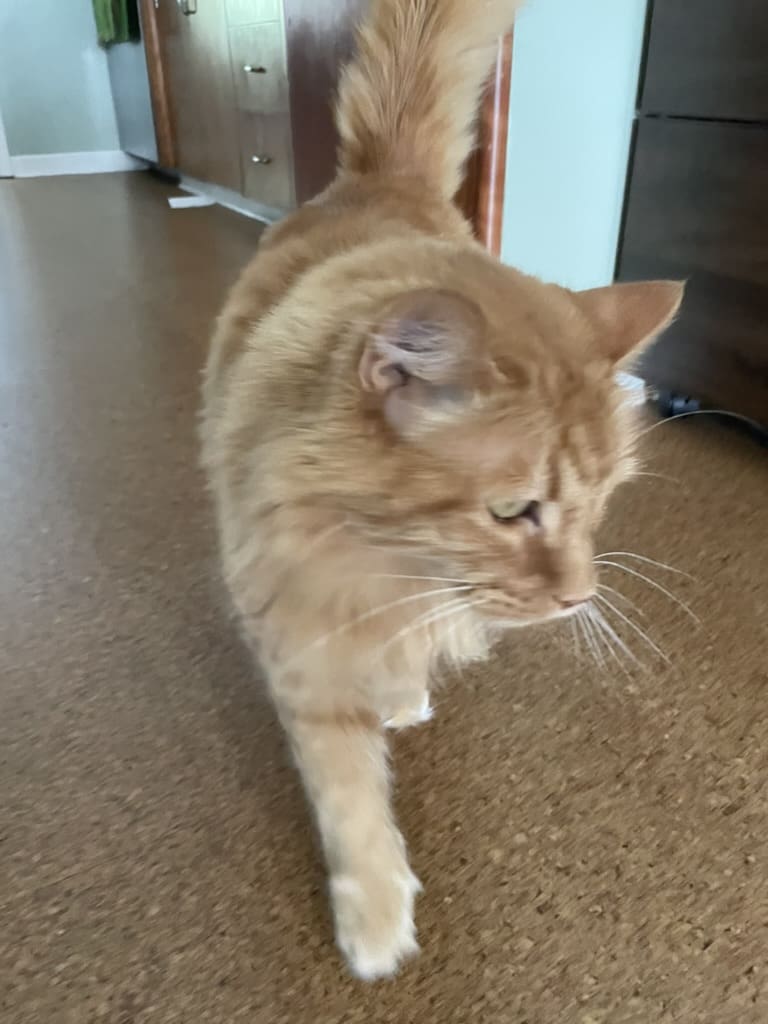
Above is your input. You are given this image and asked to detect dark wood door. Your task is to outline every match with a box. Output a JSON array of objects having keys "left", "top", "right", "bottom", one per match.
[
  {"left": 283, "top": 0, "right": 362, "bottom": 205},
  {"left": 618, "top": 117, "right": 768, "bottom": 423},
  {"left": 154, "top": 0, "right": 242, "bottom": 191},
  {"left": 641, "top": 0, "right": 768, "bottom": 121}
]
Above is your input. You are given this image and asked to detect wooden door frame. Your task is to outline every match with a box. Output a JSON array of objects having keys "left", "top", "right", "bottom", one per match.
[
  {"left": 457, "top": 33, "right": 513, "bottom": 256},
  {"left": 138, "top": 0, "right": 177, "bottom": 169}
]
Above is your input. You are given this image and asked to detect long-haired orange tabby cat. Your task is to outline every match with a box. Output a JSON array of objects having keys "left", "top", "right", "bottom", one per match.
[{"left": 201, "top": 0, "right": 683, "bottom": 979}]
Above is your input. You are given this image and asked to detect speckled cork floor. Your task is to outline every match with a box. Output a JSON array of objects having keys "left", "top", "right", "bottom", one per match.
[{"left": 2, "top": 173, "right": 768, "bottom": 1024}]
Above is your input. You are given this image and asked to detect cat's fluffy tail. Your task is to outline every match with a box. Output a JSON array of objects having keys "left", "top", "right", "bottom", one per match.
[{"left": 336, "top": 0, "right": 524, "bottom": 199}]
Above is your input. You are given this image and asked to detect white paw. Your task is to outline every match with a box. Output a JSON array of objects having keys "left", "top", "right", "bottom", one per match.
[
  {"left": 383, "top": 693, "right": 433, "bottom": 730},
  {"left": 331, "top": 868, "right": 421, "bottom": 980}
]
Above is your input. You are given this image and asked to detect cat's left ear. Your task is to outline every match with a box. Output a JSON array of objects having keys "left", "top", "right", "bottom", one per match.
[
  {"left": 576, "top": 280, "right": 685, "bottom": 366},
  {"left": 359, "top": 289, "right": 487, "bottom": 435}
]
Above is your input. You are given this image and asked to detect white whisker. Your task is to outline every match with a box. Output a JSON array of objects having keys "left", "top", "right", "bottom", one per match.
[
  {"left": 568, "top": 616, "right": 581, "bottom": 661},
  {"left": 229, "top": 518, "right": 350, "bottom": 586},
  {"left": 381, "top": 598, "right": 470, "bottom": 648},
  {"left": 380, "top": 596, "right": 483, "bottom": 654},
  {"left": 637, "top": 407, "right": 762, "bottom": 439},
  {"left": 586, "top": 605, "right": 624, "bottom": 672},
  {"left": 443, "top": 596, "right": 490, "bottom": 656},
  {"left": 595, "top": 550, "right": 693, "bottom": 579},
  {"left": 587, "top": 604, "right": 630, "bottom": 674},
  {"left": 372, "top": 573, "right": 469, "bottom": 585},
  {"left": 594, "top": 593, "right": 669, "bottom": 664},
  {"left": 589, "top": 603, "right": 642, "bottom": 673},
  {"left": 577, "top": 606, "right": 605, "bottom": 669},
  {"left": 632, "top": 470, "right": 680, "bottom": 485},
  {"left": 594, "top": 559, "right": 700, "bottom": 624},
  {"left": 596, "top": 582, "right": 645, "bottom": 619},
  {"left": 286, "top": 584, "right": 474, "bottom": 664}
]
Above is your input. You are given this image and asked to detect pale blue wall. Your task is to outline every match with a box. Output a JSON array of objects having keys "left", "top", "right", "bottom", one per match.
[
  {"left": 502, "top": 0, "right": 648, "bottom": 290},
  {"left": 0, "top": 0, "right": 119, "bottom": 156}
]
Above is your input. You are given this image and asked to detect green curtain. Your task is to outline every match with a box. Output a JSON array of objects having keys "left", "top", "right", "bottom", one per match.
[{"left": 92, "top": 0, "right": 141, "bottom": 47}]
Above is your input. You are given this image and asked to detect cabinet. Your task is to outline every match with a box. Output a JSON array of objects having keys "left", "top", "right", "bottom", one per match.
[
  {"left": 617, "top": 0, "right": 768, "bottom": 426},
  {"left": 144, "top": 0, "right": 362, "bottom": 208},
  {"left": 151, "top": 0, "right": 294, "bottom": 206},
  {"left": 231, "top": 14, "right": 295, "bottom": 208}
]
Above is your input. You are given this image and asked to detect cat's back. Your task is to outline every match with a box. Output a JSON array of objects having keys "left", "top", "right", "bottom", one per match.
[{"left": 203, "top": 175, "right": 469, "bottom": 410}]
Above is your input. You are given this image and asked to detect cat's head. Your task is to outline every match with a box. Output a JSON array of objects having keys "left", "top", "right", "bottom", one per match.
[{"left": 347, "top": 257, "right": 683, "bottom": 626}]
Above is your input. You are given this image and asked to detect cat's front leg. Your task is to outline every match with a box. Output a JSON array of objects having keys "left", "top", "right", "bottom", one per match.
[{"left": 276, "top": 692, "right": 421, "bottom": 979}]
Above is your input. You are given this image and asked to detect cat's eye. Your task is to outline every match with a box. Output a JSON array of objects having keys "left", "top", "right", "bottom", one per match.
[{"left": 488, "top": 498, "right": 540, "bottom": 525}]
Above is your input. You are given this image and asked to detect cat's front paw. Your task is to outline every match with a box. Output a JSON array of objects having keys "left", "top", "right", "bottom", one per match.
[
  {"left": 330, "top": 867, "right": 421, "bottom": 979},
  {"left": 383, "top": 692, "right": 433, "bottom": 730}
]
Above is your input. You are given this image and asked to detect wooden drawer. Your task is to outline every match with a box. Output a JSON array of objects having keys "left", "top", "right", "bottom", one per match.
[
  {"left": 641, "top": 0, "right": 768, "bottom": 122},
  {"left": 618, "top": 118, "right": 768, "bottom": 424},
  {"left": 239, "top": 112, "right": 295, "bottom": 209},
  {"left": 226, "top": 0, "right": 281, "bottom": 26},
  {"left": 230, "top": 23, "right": 288, "bottom": 114}
]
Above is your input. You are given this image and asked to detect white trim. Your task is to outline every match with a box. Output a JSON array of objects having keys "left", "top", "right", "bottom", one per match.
[
  {"left": 178, "top": 175, "right": 284, "bottom": 226},
  {"left": 9, "top": 150, "right": 147, "bottom": 178},
  {"left": 0, "top": 104, "right": 11, "bottom": 178}
]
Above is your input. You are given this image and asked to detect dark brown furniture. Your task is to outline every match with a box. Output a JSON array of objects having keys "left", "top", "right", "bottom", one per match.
[
  {"left": 617, "top": 0, "right": 768, "bottom": 428},
  {"left": 282, "top": 0, "right": 361, "bottom": 204}
]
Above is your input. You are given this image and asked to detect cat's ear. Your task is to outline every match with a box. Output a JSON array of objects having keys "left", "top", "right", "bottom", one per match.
[
  {"left": 359, "top": 289, "right": 486, "bottom": 434},
  {"left": 577, "top": 280, "right": 684, "bottom": 365}
]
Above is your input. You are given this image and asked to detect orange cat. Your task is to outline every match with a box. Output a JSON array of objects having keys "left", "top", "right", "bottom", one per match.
[{"left": 201, "top": 0, "right": 683, "bottom": 979}]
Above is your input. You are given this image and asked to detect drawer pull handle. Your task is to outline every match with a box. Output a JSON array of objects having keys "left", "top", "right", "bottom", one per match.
[
  {"left": 251, "top": 155, "right": 273, "bottom": 165},
  {"left": 243, "top": 65, "right": 267, "bottom": 74}
]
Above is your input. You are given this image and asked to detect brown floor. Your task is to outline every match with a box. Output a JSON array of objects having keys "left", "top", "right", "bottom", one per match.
[{"left": 1, "top": 173, "right": 767, "bottom": 1024}]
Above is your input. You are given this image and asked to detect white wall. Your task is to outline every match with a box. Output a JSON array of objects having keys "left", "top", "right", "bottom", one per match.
[
  {"left": 502, "top": 0, "right": 648, "bottom": 290},
  {"left": 0, "top": 0, "right": 119, "bottom": 157}
]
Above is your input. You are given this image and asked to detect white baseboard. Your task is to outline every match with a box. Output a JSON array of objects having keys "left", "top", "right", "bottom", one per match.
[{"left": 9, "top": 150, "right": 147, "bottom": 178}]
